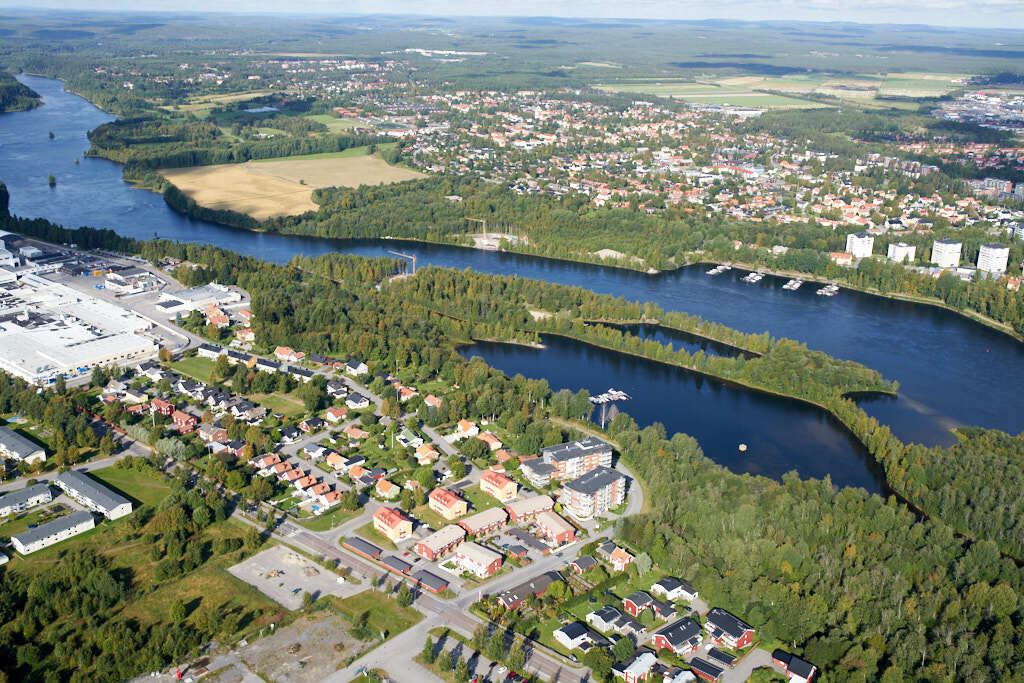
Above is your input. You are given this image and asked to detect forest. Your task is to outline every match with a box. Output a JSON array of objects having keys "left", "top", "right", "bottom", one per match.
[
  {"left": 4, "top": 210, "right": 1024, "bottom": 681},
  {"left": 0, "top": 71, "right": 40, "bottom": 113}
]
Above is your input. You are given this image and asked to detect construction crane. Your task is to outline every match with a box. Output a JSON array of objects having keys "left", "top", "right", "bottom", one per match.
[{"left": 387, "top": 250, "right": 416, "bottom": 275}]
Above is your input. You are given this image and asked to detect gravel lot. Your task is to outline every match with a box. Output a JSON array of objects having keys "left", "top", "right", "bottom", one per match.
[{"left": 227, "top": 545, "right": 360, "bottom": 610}]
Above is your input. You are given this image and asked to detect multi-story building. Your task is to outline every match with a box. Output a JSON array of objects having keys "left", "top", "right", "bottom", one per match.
[
  {"left": 0, "top": 483, "right": 52, "bottom": 517},
  {"left": 931, "top": 238, "right": 962, "bottom": 268},
  {"left": 428, "top": 488, "right": 468, "bottom": 520},
  {"left": 535, "top": 509, "right": 577, "bottom": 545},
  {"left": 458, "top": 507, "right": 508, "bottom": 537},
  {"left": 520, "top": 458, "right": 557, "bottom": 488},
  {"left": 845, "top": 232, "right": 874, "bottom": 259},
  {"left": 372, "top": 506, "right": 412, "bottom": 543},
  {"left": 886, "top": 242, "right": 916, "bottom": 263},
  {"left": 505, "top": 495, "right": 554, "bottom": 523},
  {"left": 0, "top": 426, "right": 46, "bottom": 465},
  {"left": 479, "top": 470, "right": 518, "bottom": 503},
  {"left": 12, "top": 510, "right": 95, "bottom": 554},
  {"left": 455, "top": 541, "right": 503, "bottom": 578},
  {"left": 540, "top": 437, "right": 613, "bottom": 481},
  {"left": 560, "top": 466, "right": 626, "bottom": 520},
  {"left": 978, "top": 243, "right": 1010, "bottom": 273},
  {"left": 415, "top": 524, "right": 466, "bottom": 560},
  {"left": 55, "top": 470, "right": 132, "bottom": 520}
]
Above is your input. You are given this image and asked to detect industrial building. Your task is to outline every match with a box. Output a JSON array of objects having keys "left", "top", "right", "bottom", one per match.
[
  {"left": 12, "top": 510, "right": 95, "bottom": 554},
  {"left": 55, "top": 470, "right": 133, "bottom": 520},
  {"left": 0, "top": 426, "right": 46, "bottom": 464},
  {"left": 0, "top": 273, "right": 157, "bottom": 384},
  {"left": 156, "top": 282, "right": 242, "bottom": 313}
]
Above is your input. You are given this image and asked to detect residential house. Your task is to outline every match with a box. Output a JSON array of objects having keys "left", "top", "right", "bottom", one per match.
[
  {"left": 326, "top": 380, "right": 348, "bottom": 398},
  {"left": 252, "top": 453, "right": 281, "bottom": 471},
  {"left": 55, "top": 470, "right": 132, "bottom": 520},
  {"left": 150, "top": 397, "right": 174, "bottom": 416},
  {"left": 294, "top": 475, "right": 318, "bottom": 492},
  {"left": 346, "top": 393, "right": 370, "bottom": 410},
  {"left": 611, "top": 650, "right": 657, "bottom": 683},
  {"left": 651, "top": 577, "right": 699, "bottom": 602},
  {"left": 274, "top": 346, "right": 296, "bottom": 362},
  {"left": 415, "top": 443, "right": 440, "bottom": 465},
  {"left": 299, "top": 417, "right": 325, "bottom": 433},
  {"left": 429, "top": 488, "right": 468, "bottom": 520},
  {"left": 772, "top": 650, "right": 818, "bottom": 683},
  {"left": 586, "top": 605, "right": 622, "bottom": 632},
  {"left": 344, "top": 424, "right": 370, "bottom": 440},
  {"left": 553, "top": 622, "right": 594, "bottom": 651},
  {"left": 196, "top": 343, "right": 225, "bottom": 359},
  {"left": 535, "top": 509, "right": 576, "bottom": 545},
  {"left": 454, "top": 419, "right": 479, "bottom": 438},
  {"left": 600, "top": 544, "right": 634, "bottom": 572},
  {"left": 459, "top": 507, "right": 508, "bottom": 537},
  {"left": 415, "top": 524, "right": 466, "bottom": 560},
  {"left": 376, "top": 479, "right": 399, "bottom": 500},
  {"left": 540, "top": 436, "right": 612, "bottom": 481},
  {"left": 707, "top": 649, "right": 736, "bottom": 669},
  {"left": 288, "top": 366, "right": 314, "bottom": 383},
  {"left": 345, "top": 359, "right": 368, "bottom": 376},
  {"left": 505, "top": 495, "right": 554, "bottom": 523},
  {"left": 704, "top": 608, "right": 755, "bottom": 649},
  {"left": 323, "top": 407, "right": 348, "bottom": 424},
  {"left": 479, "top": 470, "right": 518, "bottom": 503},
  {"left": 424, "top": 394, "right": 443, "bottom": 409},
  {"left": 320, "top": 489, "right": 343, "bottom": 509},
  {"left": 570, "top": 555, "right": 598, "bottom": 574},
  {"left": 172, "top": 410, "right": 197, "bottom": 434},
  {"left": 651, "top": 618, "right": 702, "bottom": 656},
  {"left": 496, "top": 570, "right": 563, "bottom": 610},
  {"left": 455, "top": 541, "right": 503, "bottom": 578},
  {"left": 325, "top": 452, "right": 347, "bottom": 471},
  {"left": 477, "top": 431, "right": 503, "bottom": 451},
  {"left": 623, "top": 591, "right": 655, "bottom": 618},
  {"left": 397, "top": 386, "right": 418, "bottom": 402},
  {"left": 278, "top": 425, "right": 300, "bottom": 442},
  {"left": 373, "top": 507, "right": 413, "bottom": 543},
  {"left": 689, "top": 658, "right": 725, "bottom": 683}
]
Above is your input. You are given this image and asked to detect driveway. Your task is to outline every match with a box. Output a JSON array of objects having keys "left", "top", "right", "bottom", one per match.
[{"left": 723, "top": 647, "right": 776, "bottom": 683}]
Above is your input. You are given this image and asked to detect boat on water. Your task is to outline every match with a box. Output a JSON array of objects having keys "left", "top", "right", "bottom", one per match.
[
  {"left": 783, "top": 279, "right": 803, "bottom": 291},
  {"left": 706, "top": 264, "right": 731, "bottom": 276},
  {"left": 741, "top": 272, "right": 764, "bottom": 284},
  {"left": 816, "top": 284, "right": 840, "bottom": 297}
]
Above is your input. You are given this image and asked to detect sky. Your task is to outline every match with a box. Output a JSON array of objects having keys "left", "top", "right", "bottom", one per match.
[{"left": 2, "top": 0, "right": 1024, "bottom": 30}]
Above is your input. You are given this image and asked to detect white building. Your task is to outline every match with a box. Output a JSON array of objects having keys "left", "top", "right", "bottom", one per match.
[
  {"left": 977, "top": 243, "right": 1010, "bottom": 274},
  {"left": 55, "top": 470, "right": 133, "bottom": 520},
  {"left": 454, "top": 541, "right": 503, "bottom": 578},
  {"left": 886, "top": 242, "right": 916, "bottom": 264},
  {"left": 845, "top": 232, "right": 874, "bottom": 259},
  {"left": 12, "top": 510, "right": 95, "bottom": 554},
  {"left": 931, "top": 239, "right": 962, "bottom": 268},
  {"left": 0, "top": 482, "right": 52, "bottom": 517},
  {"left": 0, "top": 240, "right": 17, "bottom": 268},
  {"left": 0, "top": 426, "right": 46, "bottom": 464}
]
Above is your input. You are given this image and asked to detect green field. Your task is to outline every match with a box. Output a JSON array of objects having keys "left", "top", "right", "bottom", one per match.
[
  {"left": 460, "top": 485, "right": 505, "bottom": 513},
  {"left": 89, "top": 466, "right": 172, "bottom": 507},
  {"left": 171, "top": 355, "right": 217, "bottom": 381},
  {"left": 252, "top": 143, "right": 396, "bottom": 164},
  {"left": 251, "top": 392, "right": 308, "bottom": 419},
  {"left": 305, "top": 113, "right": 364, "bottom": 131},
  {"left": 328, "top": 589, "right": 422, "bottom": 637},
  {"left": 295, "top": 505, "right": 361, "bottom": 532}
]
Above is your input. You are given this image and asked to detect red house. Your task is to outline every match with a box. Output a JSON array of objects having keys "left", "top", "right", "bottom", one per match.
[
  {"left": 151, "top": 398, "right": 174, "bottom": 416},
  {"left": 172, "top": 410, "right": 197, "bottom": 434},
  {"left": 704, "top": 608, "right": 755, "bottom": 649},
  {"left": 623, "top": 591, "right": 654, "bottom": 618}
]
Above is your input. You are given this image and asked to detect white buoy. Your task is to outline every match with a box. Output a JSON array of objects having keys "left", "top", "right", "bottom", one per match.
[{"left": 738, "top": 444, "right": 748, "bottom": 452}]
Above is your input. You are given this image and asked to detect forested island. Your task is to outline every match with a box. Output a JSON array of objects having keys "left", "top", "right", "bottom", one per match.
[{"left": 0, "top": 71, "right": 40, "bottom": 113}]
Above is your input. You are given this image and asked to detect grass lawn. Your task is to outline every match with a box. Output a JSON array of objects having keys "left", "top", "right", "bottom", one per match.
[
  {"left": 251, "top": 392, "right": 308, "bottom": 419},
  {"left": 305, "top": 113, "right": 364, "bottom": 131},
  {"left": 411, "top": 504, "right": 452, "bottom": 531},
  {"left": 328, "top": 589, "right": 422, "bottom": 637},
  {"left": 171, "top": 356, "right": 217, "bottom": 381},
  {"left": 461, "top": 485, "right": 504, "bottom": 513},
  {"left": 89, "top": 466, "right": 171, "bottom": 507},
  {"left": 296, "top": 506, "right": 362, "bottom": 532},
  {"left": 251, "top": 143, "right": 396, "bottom": 163},
  {"left": 353, "top": 522, "right": 398, "bottom": 550}
]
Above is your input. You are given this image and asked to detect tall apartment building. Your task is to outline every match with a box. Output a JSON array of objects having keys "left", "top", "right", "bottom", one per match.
[
  {"left": 845, "top": 232, "right": 874, "bottom": 259},
  {"left": 977, "top": 243, "right": 1010, "bottom": 274},
  {"left": 931, "top": 238, "right": 962, "bottom": 269},
  {"left": 886, "top": 242, "right": 916, "bottom": 263},
  {"left": 541, "top": 437, "right": 613, "bottom": 481},
  {"left": 560, "top": 466, "right": 626, "bottom": 520}
]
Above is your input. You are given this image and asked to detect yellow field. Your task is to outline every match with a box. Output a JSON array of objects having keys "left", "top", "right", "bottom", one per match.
[{"left": 160, "top": 152, "right": 425, "bottom": 220}]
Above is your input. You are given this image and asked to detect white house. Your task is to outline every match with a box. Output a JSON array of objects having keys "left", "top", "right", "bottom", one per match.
[
  {"left": 345, "top": 359, "right": 368, "bottom": 376},
  {"left": 553, "top": 622, "right": 593, "bottom": 651}
]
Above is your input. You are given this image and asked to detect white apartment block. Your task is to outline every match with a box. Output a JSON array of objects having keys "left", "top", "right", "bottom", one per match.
[
  {"left": 12, "top": 510, "right": 95, "bottom": 554},
  {"left": 886, "top": 242, "right": 916, "bottom": 263},
  {"left": 0, "top": 483, "right": 52, "bottom": 517},
  {"left": 977, "top": 244, "right": 1010, "bottom": 274},
  {"left": 845, "top": 232, "right": 874, "bottom": 259},
  {"left": 931, "top": 239, "right": 962, "bottom": 269},
  {"left": 55, "top": 470, "right": 133, "bottom": 520}
]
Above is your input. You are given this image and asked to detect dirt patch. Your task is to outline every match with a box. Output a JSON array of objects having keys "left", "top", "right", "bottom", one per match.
[{"left": 227, "top": 545, "right": 358, "bottom": 610}]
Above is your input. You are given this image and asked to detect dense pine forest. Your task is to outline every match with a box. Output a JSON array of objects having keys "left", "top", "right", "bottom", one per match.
[{"left": 0, "top": 71, "right": 40, "bottom": 113}]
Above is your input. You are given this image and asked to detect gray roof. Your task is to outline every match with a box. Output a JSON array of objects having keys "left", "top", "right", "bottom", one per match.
[
  {"left": 556, "top": 621, "right": 589, "bottom": 640},
  {"left": 55, "top": 470, "right": 130, "bottom": 513},
  {"left": 706, "top": 608, "right": 753, "bottom": 639},
  {"left": 13, "top": 510, "right": 93, "bottom": 547},
  {"left": 0, "top": 426, "right": 45, "bottom": 460},
  {"left": 563, "top": 466, "right": 624, "bottom": 495},
  {"left": 689, "top": 658, "right": 724, "bottom": 680},
  {"left": 655, "top": 618, "right": 701, "bottom": 648},
  {"left": 0, "top": 482, "right": 51, "bottom": 510},
  {"left": 541, "top": 437, "right": 611, "bottom": 464},
  {"left": 521, "top": 460, "right": 556, "bottom": 475},
  {"left": 344, "top": 537, "right": 382, "bottom": 558},
  {"left": 413, "top": 570, "right": 448, "bottom": 592},
  {"left": 382, "top": 555, "right": 412, "bottom": 573}
]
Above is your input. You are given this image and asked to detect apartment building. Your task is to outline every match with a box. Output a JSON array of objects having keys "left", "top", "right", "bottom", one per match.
[
  {"left": 540, "top": 437, "right": 613, "bottom": 481},
  {"left": 55, "top": 470, "right": 132, "bottom": 520},
  {"left": 560, "top": 466, "right": 626, "bottom": 520}
]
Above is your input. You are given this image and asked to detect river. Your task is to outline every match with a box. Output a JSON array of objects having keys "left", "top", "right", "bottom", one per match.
[{"left": 1, "top": 75, "right": 1021, "bottom": 488}]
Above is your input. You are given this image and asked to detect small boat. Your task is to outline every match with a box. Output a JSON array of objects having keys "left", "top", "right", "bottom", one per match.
[
  {"left": 741, "top": 272, "right": 764, "bottom": 284},
  {"left": 706, "top": 264, "right": 729, "bottom": 276},
  {"left": 816, "top": 284, "right": 839, "bottom": 297},
  {"left": 783, "top": 279, "right": 803, "bottom": 291}
]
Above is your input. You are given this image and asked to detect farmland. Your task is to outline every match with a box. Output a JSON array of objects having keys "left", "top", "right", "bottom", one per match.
[{"left": 159, "top": 145, "right": 423, "bottom": 220}]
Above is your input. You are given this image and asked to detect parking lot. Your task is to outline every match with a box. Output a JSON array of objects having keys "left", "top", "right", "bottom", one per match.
[{"left": 227, "top": 545, "right": 360, "bottom": 610}]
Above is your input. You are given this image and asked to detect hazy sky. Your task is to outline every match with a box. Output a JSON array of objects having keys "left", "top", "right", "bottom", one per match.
[{"left": 3, "top": 0, "right": 1024, "bottom": 30}]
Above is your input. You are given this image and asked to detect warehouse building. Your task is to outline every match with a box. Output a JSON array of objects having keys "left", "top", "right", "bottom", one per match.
[{"left": 55, "top": 470, "right": 133, "bottom": 520}]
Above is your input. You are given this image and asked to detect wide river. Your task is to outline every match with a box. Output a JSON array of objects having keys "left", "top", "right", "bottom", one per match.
[{"left": 2, "top": 75, "right": 1022, "bottom": 492}]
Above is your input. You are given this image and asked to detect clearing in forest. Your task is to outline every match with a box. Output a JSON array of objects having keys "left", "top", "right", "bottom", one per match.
[{"left": 159, "top": 148, "right": 424, "bottom": 220}]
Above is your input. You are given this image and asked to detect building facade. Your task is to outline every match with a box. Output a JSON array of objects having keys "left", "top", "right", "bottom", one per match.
[
  {"left": 540, "top": 437, "right": 613, "bottom": 481},
  {"left": 560, "top": 466, "right": 626, "bottom": 519},
  {"left": 12, "top": 510, "right": 95, "bottom": 554},
  {"left": 931, "top": 239, "right": 962, "bottom": 268},
  {"left": 55, "top": 470, "right": 132, "bottom": 520},
  {"left": 977, "top": 243, "right": 1010, "bottom": 273},
  {"left": 845, "top": 232, "right": 874, "bottom": 259}
]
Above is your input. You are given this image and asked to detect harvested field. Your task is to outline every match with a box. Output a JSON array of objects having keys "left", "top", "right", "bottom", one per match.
[{"left": 159, "top": 150, "right": 424, "bottom": 220}]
